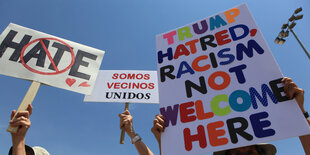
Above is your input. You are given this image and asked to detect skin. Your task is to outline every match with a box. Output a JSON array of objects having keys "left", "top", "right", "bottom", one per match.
[
  {"left": 151, "top": 77, "right": 310, "bottom": 155},
  {"left": 10, "top": 104, "right": 33, "bottom": 155},
  {"left": 151, "top": 114, "right": 165, "bottom": 155},
  {"left": 119, "top": 110, "right": 154, "bottom": 155},
  {"left": 282, "top": 77, "right": 310, "bottom": 155}
]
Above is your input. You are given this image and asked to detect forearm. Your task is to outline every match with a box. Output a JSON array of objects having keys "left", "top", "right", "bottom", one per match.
[
  {"left": 158, "top": 141, "right": 161, "bottom": 155},
  {"left": 299, "top": 118, "right": 310, "bottom": 155},
  {"left": 133, "top": 140, "right": 154, "bottom": 155},
  {"left": 127, "top": 130, "right": 154, "bottom": 155},
  {"left": 11, "top": 137, "right": 26, "bottom": 155}
]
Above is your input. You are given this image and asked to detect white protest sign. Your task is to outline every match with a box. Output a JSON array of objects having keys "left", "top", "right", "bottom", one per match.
[
  {"left": 0, "top": 23, "right": 105, "bottom": 95},
  {"left": 84, "top": 70, "right": 159, "bottom": 103},
  {"left": 156, "top": 4, "right": 310, "bottom": 155}
]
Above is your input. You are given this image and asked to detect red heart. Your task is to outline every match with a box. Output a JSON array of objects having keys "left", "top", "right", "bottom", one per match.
[
  {"left": 79, "top": 81, "right": 91, "bottom": 87},
  {"left": 66, "top": 78, "right": 76, "bottom": 87},
  {"left": 250, "top": 29, "right": 257, "bottom": 37}
]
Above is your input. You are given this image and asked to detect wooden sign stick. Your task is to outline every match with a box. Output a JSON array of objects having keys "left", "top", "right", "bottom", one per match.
[
  {"left": 120, "top": 102, "right": 130, "bottom": 144},
  {"left": 7, "top": 81, "right": 41, "bottom": 133}
]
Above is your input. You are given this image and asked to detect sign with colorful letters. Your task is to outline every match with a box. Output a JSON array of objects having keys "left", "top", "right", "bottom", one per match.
[
  {"left": 84, "top": 70, "right": 159, "bottom": 104},
  {"left": 0, "top": 23, "right": 105, "bottom": 95},
  {"left": 156, "top": 4, "right": 310, "bottom": 155}
]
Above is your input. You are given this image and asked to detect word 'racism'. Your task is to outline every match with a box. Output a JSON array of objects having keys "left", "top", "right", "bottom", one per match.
[{"left": 157, "top": 7, "right": 287, "bottom": 151}]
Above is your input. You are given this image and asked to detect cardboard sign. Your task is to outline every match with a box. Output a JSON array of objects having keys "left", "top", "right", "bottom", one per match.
[
  {"left": 0, "top": 23, "right": 105, "bottom": 95},
  {"left": 156, "top": 4, "right": 310, "bottom": 155},
  {"left": 84, "top": 70, "right": 159, "bottom": 103}
]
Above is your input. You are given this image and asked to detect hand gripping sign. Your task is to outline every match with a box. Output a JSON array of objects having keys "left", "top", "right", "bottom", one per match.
[
  {"left": 0, "top": 23, "right": 105, "bottom": 132},
  {"left": 156, "top": 4, "right": 310, "bottom": 155}
]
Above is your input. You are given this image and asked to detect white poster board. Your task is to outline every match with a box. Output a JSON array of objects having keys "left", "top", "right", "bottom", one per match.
[
  {"left": 156, "top": 4, "right": 310, "bottom": 155},
  {"left": 0, "top": 23, "right": 105, "bottom": 95},
  {"left": 84, "top": 70, "right": 159, "bottom": 103}
]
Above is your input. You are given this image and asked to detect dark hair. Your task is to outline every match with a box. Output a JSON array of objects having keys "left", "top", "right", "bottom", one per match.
[
  {"left": 256, "top": 145, "right": 266, "bottom": 155},
  {"left": 225, "top": 145, "right": 266, "bottom": 155}
]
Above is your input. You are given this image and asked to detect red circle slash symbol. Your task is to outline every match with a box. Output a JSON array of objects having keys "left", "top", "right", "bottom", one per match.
[{"left": 20, "top": 38, "right": 75, "bottom": 75}]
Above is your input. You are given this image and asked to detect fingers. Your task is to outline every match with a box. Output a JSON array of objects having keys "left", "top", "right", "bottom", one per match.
[
  {"left": 119, "top": 110, "right": 133, "bottom": 129},
  {"left": 27, "top": 104, "right": 33, "bottom": 116},
  {"left": 10, "top": 104, "right": 33, "bottom": 120},
  {"left": 152, "top": 114, "right": 166, "bottom": 133},
  {"left": 10, "top": 116, "right": 31, "bottom": 127},
  {"left": 120, "top": 118, "right": 132, "bottom": 129},
  {"left": 123, "top": 110, "right": 130, "bottom": 115},
  {"left": 282, "top": 77, "right": 304, "bottom": 99},
  {"left": 152, "top": 122, "right": 165, "bottom": 133},
  {"left": 10, "top": 108, "right": 31, "bottom": 126},
  {"left": 154, "top": 115, "right": 165, "bottom": 126},
  {"left": 119, "top": 110, "right": 131, "bottom": 118},
  {"left": 14, "top": 111, "right": 30, "bottom": 120},
  {"left": 10, "top": 110, "right": 16, "bottom": 120}
]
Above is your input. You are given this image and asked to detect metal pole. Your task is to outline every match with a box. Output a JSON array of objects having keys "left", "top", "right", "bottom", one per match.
[{"left": 289, "top": 28, "right": 310, "bottom": 60}]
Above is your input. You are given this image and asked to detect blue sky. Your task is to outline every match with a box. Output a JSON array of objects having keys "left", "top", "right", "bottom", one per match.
[{"left": 0, "top": 0, "right": 309, "bottom": 155}]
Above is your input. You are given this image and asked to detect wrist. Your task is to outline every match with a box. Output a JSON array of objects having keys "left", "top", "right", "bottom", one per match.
[
  {"left": 127, "top": 130, "right": 136, "bottom": 139},
  {"left": 12, "top": 138, "right": 25, "bottom": 149},
  {"left": 12, "top": 136, "right": 25, "bottom": 146},
  {"left": 300, "top": 107, "right": 306, "bottom": 113},
  {"left": 304, "top": 111, "right": 309, "bottom": 119},
  {"left": 130, "top": 133, "right": 142, "bottom": 144}
]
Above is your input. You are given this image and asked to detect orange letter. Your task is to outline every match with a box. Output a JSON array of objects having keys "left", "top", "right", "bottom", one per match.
[
  {"left": 208, "top": 71, "right": 231, "bottom": 90},
  {"left": 185, "top": 39, "right": 199, "bottom": 54},
  {"left": 192, "top": 55, "right": 210, "bottom": 72},
  {"left": 224, "top": 8, "right": 240, "bottom": 24},
  {"left": 207, "top": 121, "right": 229, "bottom": 146},
  {"left": 195, "top": 100, "right": 214, "bottom": 120}
]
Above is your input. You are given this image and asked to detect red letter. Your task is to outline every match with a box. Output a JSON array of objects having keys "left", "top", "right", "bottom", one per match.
[
  {"left": 184, "top": 125, "right": 207, "bottom": 151},
  {"left": 107, "top": 82, "right": 114, "bottom": 89},
  {"left": 215, "top": 30, "right": 231, "bottom": 46},
  {"left": 144, "top": 74, "right": 150, "bottom": 80},
  {"left": 174, "top": 44, "right": 190, "bottom": 60},
  {"left": 127, "top": 73, "right": 135, "bottom": 79},
  {"left": 121, "top": 83, "right": 128, "bottom": 89},
  {"left": 148, "top": 83, "right": 154, "bottom": 89},
  {"left": 180, "top": 101, "right": 196, "bottom": 123},
  {"left": 112, "top": 73, "right": 118, "bottom": 79},
  {"left": 114, "top": 82, "right": 120, "bottom": 89}
]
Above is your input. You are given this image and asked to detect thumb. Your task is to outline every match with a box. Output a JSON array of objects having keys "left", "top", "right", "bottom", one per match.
[{"left": 10, "top": 110, "right": 16, "bottom": 120}]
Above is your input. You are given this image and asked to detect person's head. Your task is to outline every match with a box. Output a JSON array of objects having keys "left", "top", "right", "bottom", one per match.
[
  {"left": 213, "top": 144, "right": 276, "bottom": 155},
  {"left": 9, "top": 145, "right": 50, "bottom": 155}
]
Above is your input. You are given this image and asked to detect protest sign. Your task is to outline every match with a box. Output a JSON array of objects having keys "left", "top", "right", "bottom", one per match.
[
  {"left": 0, "top": 23, "right": 105, "bottom": 95},
  {"left": 156, "top": 4, "right": 310, "bottom": 155},
  {"left": 84, "top": 70, "right": 159, "bottom": 104}
]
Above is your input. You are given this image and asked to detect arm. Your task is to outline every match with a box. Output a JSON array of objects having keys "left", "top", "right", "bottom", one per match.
[
  {"left": 300, "top": 119, "right": 310, "bottom": 155},
  {"left": 282, "top": 77, "right": 310, "bottom": 155},
  {"left": 119, "top": 110, "right": 154, "bottom": 155},
  {"left": 151, "top": 114, "right": 165, "bottom": 155},
  {"left": 9, "top": 104, "right": 32, "bottom": 155}
]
